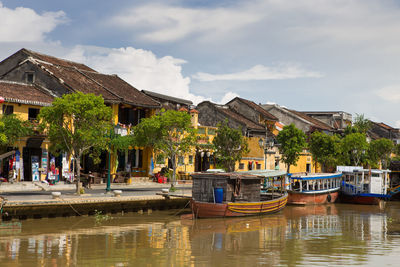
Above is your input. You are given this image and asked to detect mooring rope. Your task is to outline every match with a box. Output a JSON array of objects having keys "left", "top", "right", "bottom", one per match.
[
  {"left": 60, "top": 196, "right": 83, "bottom": 216},
  {"left": 168, "top": 200, "right": 191, "bottom": 219}
]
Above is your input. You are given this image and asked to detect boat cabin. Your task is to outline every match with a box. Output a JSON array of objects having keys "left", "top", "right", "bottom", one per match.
[
  {"left": 289, "top": 173, "right": 342, "bottom": 193},
  {"left": 337, "top": 166, "right": 390, "bottom": 197},
  {"left": 191, "top": 170, "right": 286, "bottom": 203}
]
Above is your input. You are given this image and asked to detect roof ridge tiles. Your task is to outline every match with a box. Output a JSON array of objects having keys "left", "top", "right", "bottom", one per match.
[
  {"left": 230, "top": 97, "right": 278, "bottom": 121},
  {"left": 216, "top": 105, "right": 265, "bottom": 130},
  {"left": 0, "top": 80, "right": 33, "bottom": 86},
  {"left": 73, "top": 66, "right": 124, "bottom": 101},
  {"left": 23, "top": 48, "right": 96, "bottom": 72}
]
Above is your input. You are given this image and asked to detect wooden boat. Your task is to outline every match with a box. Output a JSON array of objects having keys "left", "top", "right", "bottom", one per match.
[
  {"left": 337, "top": 166, "right": 390, "bottom": 205},
  {"left": 287, "top": 173, "right": 342, "bottom": 205},
  {"left": 191, "top": 170, "right": 288, "bottom": 218}
]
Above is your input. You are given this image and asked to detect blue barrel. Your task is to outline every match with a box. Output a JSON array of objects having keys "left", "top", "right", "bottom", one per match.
[{"left": 214, "top": 188, "right": 223, "bottom": 203}]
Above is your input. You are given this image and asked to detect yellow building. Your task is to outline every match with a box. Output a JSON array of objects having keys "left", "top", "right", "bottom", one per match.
[
  {"left": 0, "top": 81, "right": 54, "bottom": 182},
  {"left": 0, "top": 48, "right": 161, "bottom": 183}
]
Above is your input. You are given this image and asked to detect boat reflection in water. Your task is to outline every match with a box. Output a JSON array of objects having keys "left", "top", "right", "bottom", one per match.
[{"left": 1, "top": 204, "right": 400, "bottom": 266}]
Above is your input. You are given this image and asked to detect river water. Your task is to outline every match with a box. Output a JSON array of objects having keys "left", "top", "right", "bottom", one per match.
[{"left": 1, "top": 203, "right": 400, "bottom": 266}]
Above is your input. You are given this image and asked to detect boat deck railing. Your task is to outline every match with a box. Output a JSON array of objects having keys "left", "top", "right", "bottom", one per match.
[{"left": 341, "top": 182, "right": 363, "bottom": 195}]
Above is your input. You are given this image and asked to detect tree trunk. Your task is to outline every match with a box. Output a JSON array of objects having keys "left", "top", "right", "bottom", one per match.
[
  {"left": 286, "top": 164, "right": 290, "bottom": 174},
  {"left": 171, "top": 153, "right": 176, "bottom": 186},
  {"left": 228, "top": 161, "right": 235, "bottom": 172},
  {"left": 75, "top": 153, "right": 82, "bottom": 194}
]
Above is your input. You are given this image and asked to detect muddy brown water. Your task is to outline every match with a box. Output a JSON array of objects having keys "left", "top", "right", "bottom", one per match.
[{"left": 1, "top": 203, "right": 400, "bottom": 266}]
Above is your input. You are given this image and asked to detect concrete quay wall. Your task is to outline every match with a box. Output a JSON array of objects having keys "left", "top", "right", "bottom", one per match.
[{"left": 1, "top": 195, "right": 191, "bottom": 221}]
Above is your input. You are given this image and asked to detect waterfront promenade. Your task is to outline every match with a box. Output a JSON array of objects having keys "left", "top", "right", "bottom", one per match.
[{"left": 0, "top": 180, "right": 192, "bottom": 220}]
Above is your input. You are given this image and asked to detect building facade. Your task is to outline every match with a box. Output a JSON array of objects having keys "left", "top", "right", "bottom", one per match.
[
  {"left": 0, "top": 81, "right": 54, "bottom": 182},
  {"left": 0, "top": 48, "right": 160, "bottom": 183}
]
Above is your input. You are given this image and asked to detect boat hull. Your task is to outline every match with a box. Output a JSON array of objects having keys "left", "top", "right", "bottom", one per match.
[
  {"left": 339, "top": 193, "right": 384, "bottom": 205},
  {"left": 288, "top": 190, "right": 339, "bottom": 205},
  {"left": 191, "top": 193, "right": 288, "bottom": 218}
]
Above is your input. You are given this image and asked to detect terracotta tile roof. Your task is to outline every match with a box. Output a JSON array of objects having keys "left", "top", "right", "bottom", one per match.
[
  {"left": 0, "top": 81, "right": 53, "bottom": 106},
  {"left": 367, "top": 130, "right": 381, "bottom": 140},
  {"left": 22, "top": 48, "right": 95, "bottom": 72},
  {"left": 8, "top": 49, "right": 160, "bottom": 108},
  {"left": 82, "top": 72, "right": 160, "bottom": 108},
  {"left": 377, "top": 122, "right": 395, "bottom": 130},
  {"left": 142, "top": 90, "right": 193, "bottom": 106},
  {"left": 29, "top": 57, "right": 160, "bottom": 108},
  {"left": 234, "top": 97, "right": 278, "bottom": 121},
  {"left": 217, "top": 106, "right": 265, "bottom": 131},
  {"left": 38, "top": 62, "right": 120, "bottom": 102},
  {"left": 288, "top": 109, "right": 333, "bottom": 131}
]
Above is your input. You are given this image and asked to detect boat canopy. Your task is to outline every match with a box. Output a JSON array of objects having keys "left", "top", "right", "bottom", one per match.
[
  {"left": 237, "top": 169, "right": 286, "bottom": 178},
  {"left": 289, "top": 173, "right": 342, "bottom": 181}
]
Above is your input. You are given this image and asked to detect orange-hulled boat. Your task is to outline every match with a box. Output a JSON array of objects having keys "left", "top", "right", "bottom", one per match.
[
  {"left": 287, "top": 173, "right": 342, "bottom": 205},
  {"left": 191, "top": 170, "right": 288, "bottom": 218}
]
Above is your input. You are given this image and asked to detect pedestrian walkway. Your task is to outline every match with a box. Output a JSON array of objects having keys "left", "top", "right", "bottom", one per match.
[
  {"left": 0, "top": 180, "right": 192, "bottom": 193},
  {"left": 0, "top": 180, "right": 192, "bottom": 221}
]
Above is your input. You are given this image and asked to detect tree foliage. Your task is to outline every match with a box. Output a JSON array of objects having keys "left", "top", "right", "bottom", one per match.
[
  {"left": 0, "top": 120, "right": 7, "bottom": 146},
  {"left": 39, "top": 92, "right": 112, "bottom": 193},
  {"left": 212, "top": 120, "right": 249, "bottom": 172},
  {"left": 132, "top": 109, "right": 197, "bottom": 184},
  {"left": 0, "top": 114, "right": 33, "bottom": 151},
  {"left": 368, "top": 138, "right": 393, "bottom": 168},
  {"left": 353, "top": 113, "right": 371, "bottom": 134},
  {"left": 276, "top": 124, "right": 307, "bottom": 173},
  {"left": 340, "top": 132, "right": 369, "bottom": 166},
  {"left": 308, "top": 131, "right": 341, "bottom": 172}
]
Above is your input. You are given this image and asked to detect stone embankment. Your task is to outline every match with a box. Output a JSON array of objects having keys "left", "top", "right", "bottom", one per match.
[{"left": 0, "top": 181, "right": 192, "bottom": 221}]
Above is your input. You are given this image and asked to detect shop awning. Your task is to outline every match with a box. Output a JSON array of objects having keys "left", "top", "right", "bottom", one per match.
[{"left": 0, "top": 150, "right": 16, "bottom": 160}]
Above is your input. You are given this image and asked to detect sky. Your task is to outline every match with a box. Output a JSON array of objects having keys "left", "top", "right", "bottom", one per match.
[{"left": 1, "top": 0, "right": 400, "bottom": 127}]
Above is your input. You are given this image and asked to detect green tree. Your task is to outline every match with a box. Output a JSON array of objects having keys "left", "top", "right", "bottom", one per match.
[
  {"left": 308, "top": 131, "right": 341, "bottom": 172},
  {"left": 0, "top": 114, "right": 33, "bottom": 151},
  {"left": 39, "top": 92, "right": 112, "bottom": 194},
  {"left": 353, "top": 113, "right": 371, "bottom": 134},
  {"left": 276, "top": 124, "right": 307, "bottom": 173},
  {"left": 368, "top": 138, "right": 393, "bottom": 169},
  {"left": 341, "top": 133, "right": 369, "bottom": 166},
  {"left": 394, "top": 144, "right": 400, "bottom": 160},
  {"left": 0, "top": 120, "right": 7, "bottom": 146},
  {"left": 343, "top": 114, "right": 372, "bottom": 136},
  {"left": 212, "top": 121, "right": 249, "bottom": 172},
  {"left": 133, "top": 109, "right": 197, "bottom": 185}
]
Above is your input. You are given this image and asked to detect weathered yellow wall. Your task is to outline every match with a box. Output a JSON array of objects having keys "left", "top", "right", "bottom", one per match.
[
  {"left": 279, "top": 151, "right": 320, "bottom": 174},
  {"left": 2, "top": 103, "right": 42, "bottom": 120},
  {"left": 112, "top": 104, "right": 119, "bottom": 125},
  {"left": 244, "top": 137, "right": 263, "bottom": 158},
  {"left": 190, "top": 111, "right": 198, "bottom": 129}
]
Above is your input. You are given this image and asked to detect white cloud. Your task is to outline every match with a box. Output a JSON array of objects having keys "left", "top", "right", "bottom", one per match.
[
  {"left": 109, "top": 3, "right": 261, "bottom": 42},
  {"left": 192, "top": 64, "right": 322, "bottom": 82},
  {"left": 0, "top": 2, "right": 66, "bottom": 42},
  {"left": 106, "top": 0, "right": 400, "bottom": 52},
  {"left": 375, "top": 85, "right": 400, "bottom": 103},
  {"left": 65, "top": 45, "right": 211, "bottom": 104},
  {"left": 218, "top": 92, "right": 240, "bottom": 104}
]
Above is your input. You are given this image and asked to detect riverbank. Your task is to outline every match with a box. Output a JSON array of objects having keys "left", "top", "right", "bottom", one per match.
[
  {"left": 0, "top": 180, "right": 192, "bottom": 221},
  {"left": 0, "top": 179, "right": 192, "bottom": 193}
]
